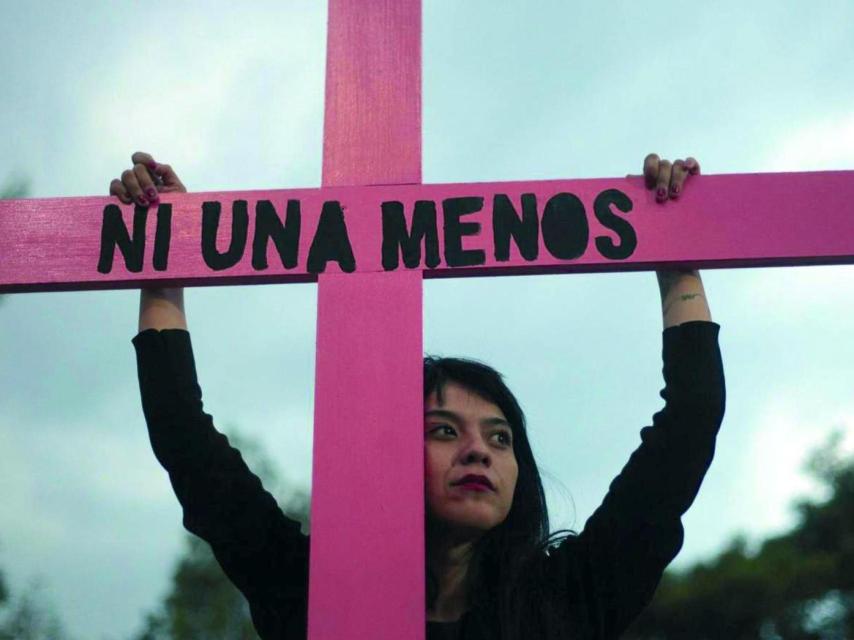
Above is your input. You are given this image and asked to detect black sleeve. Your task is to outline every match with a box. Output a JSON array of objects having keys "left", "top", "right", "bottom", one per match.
[
  {"left": 132, "top": 329, "right": 309, "bottom": 639},
  {"left": 551, "top": 320, "right": 726, "bottom": 639}
]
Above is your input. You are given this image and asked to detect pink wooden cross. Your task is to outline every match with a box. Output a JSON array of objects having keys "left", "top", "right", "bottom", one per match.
[{"left": 2, "top": 1, "right": 854, "bottom": 639}]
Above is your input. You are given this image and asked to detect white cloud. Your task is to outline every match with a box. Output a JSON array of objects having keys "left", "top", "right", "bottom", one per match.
[
  {"left": 736, "top": 264, "right": 854, "bottom": 320},
  {"left": 745, "top": 397, "right": 854, "bottom": 538},
  {"left": 759, "top": 112, "right": 854, "bottom": 172},
  {"left": 76, "top": 6, "right": 326, "bottom": 194},
  {"left": 0, "top": 429, "right": 67, "bottom": 550}
]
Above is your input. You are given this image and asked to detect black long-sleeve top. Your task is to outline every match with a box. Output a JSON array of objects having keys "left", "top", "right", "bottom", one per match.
[{"left": 132, "top": 320, "right": 725, "bottom": 640}]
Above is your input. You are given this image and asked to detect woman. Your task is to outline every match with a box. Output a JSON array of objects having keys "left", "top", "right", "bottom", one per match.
[{"left": 117, "top": 152, "right": 725, "bottom": 640}]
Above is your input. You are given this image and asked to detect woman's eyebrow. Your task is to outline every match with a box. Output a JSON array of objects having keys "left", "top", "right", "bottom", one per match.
[
  {"left": 482, "top": 417, "right": 511, "bottom": 428},
  {"left": 424, "top": 410, "right": 509, "bottom": 428},
  {"left": 424, "top": 409, "right": 459, "bottom": 421}
]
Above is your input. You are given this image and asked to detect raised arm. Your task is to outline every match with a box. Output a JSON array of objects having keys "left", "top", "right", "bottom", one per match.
[
  {"left": 115, "top": 154, "right": 309, "bottom": 637},
  {"left": 130, "top": 327, "right": 309, "bottom": 638},
  {"left": 656, "top": 269, "right": 712, "bottom": 329},
  {"left": 109, "top": 151, "right": 188, "bottom": 332},
  {"left": 547, "top": 154, "right": 722, "bottom": 638},
  {"left": 639, "top": 152, "right": 713, "bottom": 329},
  {"left": 563, "top": 320, "right": 725, "bottom": 638},
  {"left": 138, "top": 287, "right": 187, "bottom": 331}
]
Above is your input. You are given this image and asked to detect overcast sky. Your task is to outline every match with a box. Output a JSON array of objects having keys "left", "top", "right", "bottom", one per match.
[{"left": 2, "top": 2, "right": 854, "bottom": 638}]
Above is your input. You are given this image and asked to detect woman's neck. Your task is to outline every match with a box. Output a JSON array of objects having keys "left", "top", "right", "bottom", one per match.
[{"left": 426, "top": 534, "right": 478, "bottom": 622}]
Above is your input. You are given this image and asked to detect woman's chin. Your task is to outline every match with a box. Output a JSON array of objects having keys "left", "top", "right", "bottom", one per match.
[{"left": 427, "top": 507, "right": 503, "bottom": 538}]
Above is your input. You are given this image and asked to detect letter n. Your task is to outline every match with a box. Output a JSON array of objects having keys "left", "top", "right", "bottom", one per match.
[
  {"left": 201, "top": 201, "right": 248, "bottom": 271},
  {"left": 492, "top": 193, "right": 538, "bottom": 261},
  {"left": 97, "top": 204, "right": 146, "bottom": 274},
  {"left": 252, "top": 199, "right": 301, "bottom": 270}
]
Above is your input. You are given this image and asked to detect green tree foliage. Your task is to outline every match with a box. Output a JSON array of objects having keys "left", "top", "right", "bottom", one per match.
[
  {"left": 0, "top": 174, "right": 30, "bottom": 200},
  {"left": 132, "top": 427, "right": 310, "bottom": 640},
  {"left": 2, "top": 536, "right": 70, "bottom": 639},
  {"left": 626, "top": 430, "right": 854, "bottom": 640},
  {"left": 0, "top": 578, "right": 70, "bottom": 640},
  {"left": 133, "top": 535, "right": 260, "bottom": 640}
]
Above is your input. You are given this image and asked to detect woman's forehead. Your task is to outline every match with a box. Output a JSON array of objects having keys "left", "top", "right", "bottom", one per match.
[{"left": 425, "top": 381, "right": 506, "bottom": 418}]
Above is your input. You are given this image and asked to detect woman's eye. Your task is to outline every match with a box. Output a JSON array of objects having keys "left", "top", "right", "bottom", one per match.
[
  {"left": 429, "top": 425, "right": 455, "bottom": 437},
  {"left": 493, "top": 431, "right": 513, "bottom": 446}
]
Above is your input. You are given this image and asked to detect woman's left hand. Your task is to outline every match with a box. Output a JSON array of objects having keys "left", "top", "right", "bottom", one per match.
[
  {"left": 638, "top": 153, "right": 711, "bottom": 326},
  {"left": 641, "top": 153, "right": 701, "bottom": 203}
]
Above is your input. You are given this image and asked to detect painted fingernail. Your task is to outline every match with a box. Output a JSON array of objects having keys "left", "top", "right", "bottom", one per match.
[
  {"left": 147, "top": 161, "right": 158, "bottom": 171},
  {"left": 657, "top": 187, "right": 667, "bottom": 200},
  {"left": 137, "top": 195, "right": 149, "bottom": 206},
  {"left": 146, "top": 187, "right": 158, "bottom": 200},
  {"left": 671, "top": 185, "right": 680, "bottom": 196}
]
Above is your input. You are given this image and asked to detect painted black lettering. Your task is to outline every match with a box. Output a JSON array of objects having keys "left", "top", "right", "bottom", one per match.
[
  {"left": 492, "top": 193, "right": 538, "bottom": 262},
  {"left": 541, "top": 193, "right": 588, "bottom": 260},
  {"left": 252, "top": 199, "right": 301, "bottom": 270},
  {"left": 594, "top": 189, "right": 636, "bottom": 260},
  {"left": 97, "top": 204, "right": 146, "bottom": 274},
  {"left": 152, "top": 203, "right": 172, "bottom": 271},
  {"left": 443, "top": 197, "right": 485, "bottom": 267},
  {"left": 201, "top": 200, "right": 248, "bottom": 271},
  {"left": 381, "top": 200, "right": 440, "bottom": 270},
  {"left": 307, "top": 200, "right": 356, "bottom": 273}
]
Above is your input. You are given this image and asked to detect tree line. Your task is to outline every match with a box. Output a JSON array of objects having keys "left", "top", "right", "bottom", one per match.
[{"left": 3, "top": 428, "right": 849, "bottom": 639}]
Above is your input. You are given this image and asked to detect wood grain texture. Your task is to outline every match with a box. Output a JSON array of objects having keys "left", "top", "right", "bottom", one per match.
[
  {"left": 2, "top": 171, "right": 854, "bottom": 293},
  {"left": 322, "top": 0, "right": 421, "bottom": 186},
  {"left": 310, "top": 1, "right": 425, "bottom": 639},
  {"left": 310, "top": 270, "right": 423, "bottom": 640}
]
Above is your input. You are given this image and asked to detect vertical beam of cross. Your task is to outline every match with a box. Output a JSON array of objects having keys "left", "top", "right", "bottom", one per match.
[{"left": 308, "top": 2, "right": 425, "bottom": 639}]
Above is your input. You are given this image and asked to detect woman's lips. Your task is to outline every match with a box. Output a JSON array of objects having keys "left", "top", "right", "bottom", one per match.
[{"left": 455, "top": 482, "right": 493, "bottom": 492}]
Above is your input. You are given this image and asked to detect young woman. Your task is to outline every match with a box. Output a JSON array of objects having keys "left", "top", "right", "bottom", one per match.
[{"left": 117, "top": 152, "right": 725, "bottom": 640}]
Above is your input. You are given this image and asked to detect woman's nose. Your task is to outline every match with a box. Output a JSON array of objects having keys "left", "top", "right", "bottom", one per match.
[{"left": 460, "top": 438, "right": 491, "bottom": 465}]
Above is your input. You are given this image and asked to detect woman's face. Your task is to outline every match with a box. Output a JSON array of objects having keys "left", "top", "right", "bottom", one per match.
[{"left": 424, "top": 382, "right": 519, "bottom": 539}]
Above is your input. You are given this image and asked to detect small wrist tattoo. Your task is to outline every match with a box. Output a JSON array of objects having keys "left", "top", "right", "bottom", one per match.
[{"left": 663, "top": 293, "right": 705, "bottom": 316}]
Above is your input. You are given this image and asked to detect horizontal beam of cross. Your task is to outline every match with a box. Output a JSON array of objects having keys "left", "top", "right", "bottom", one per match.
[{"left": 2, "top": 169, "right": 853, "bottom": 294}]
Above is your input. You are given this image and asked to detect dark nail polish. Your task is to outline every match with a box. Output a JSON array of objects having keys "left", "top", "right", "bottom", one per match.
[
  {"left": 657, "top": 187, "right": 667, "bottom": 200},
  {"left": 137, "top": 196, "right": 149, "bottom": 206},
  {"left": 671, "top": 185, "right": 680, "bottom": 195},
  {"left": 147, "top": 161, "right": 158, "bottom": 171},
  {"left": 146, "top": 187, "right": 158, "bottom": 199}
]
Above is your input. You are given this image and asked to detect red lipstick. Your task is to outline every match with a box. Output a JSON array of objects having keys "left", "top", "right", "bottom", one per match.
[
  {"left": 456, "top": 482, "right": 491, "bottom": 492},
  {"left": 452, "top": 474, "right": 495, "bottom": 491}
]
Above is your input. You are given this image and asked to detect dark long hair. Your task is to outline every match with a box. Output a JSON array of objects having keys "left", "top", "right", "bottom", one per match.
[{"left": 424, "top": 356, "right": 577, "bottom": 640}]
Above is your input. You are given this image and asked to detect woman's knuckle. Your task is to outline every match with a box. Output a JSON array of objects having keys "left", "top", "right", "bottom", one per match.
[{"left": 134, "top": 164, "right": 152, "bottom": 181}]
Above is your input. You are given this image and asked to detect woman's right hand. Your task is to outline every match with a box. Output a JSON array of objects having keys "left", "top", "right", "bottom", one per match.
[
  {"left": 109, "top": 151, "right": 186, "bottom": 207},
  {"left": 112, "top": 152, "right": 190, "bottom": 330}
]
